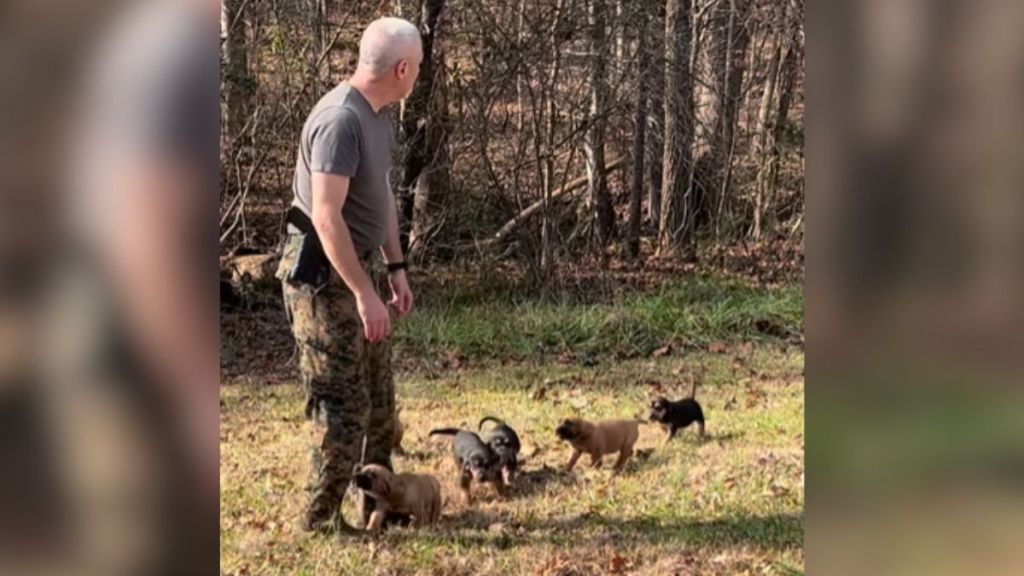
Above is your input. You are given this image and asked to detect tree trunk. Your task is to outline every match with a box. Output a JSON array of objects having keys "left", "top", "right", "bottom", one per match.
[
  {"left": 762, "top": 23, "right": 801, "bottom": 233},
  {"left": 774, "top": 25, "right": 801, "bottom": 157},
  {"left": 614, "top": 0, "right": 625, "bottom": 65},
  {"left": 586, "top": 0, "right": 615, "bottom": 246},
  {"left": 658, "top": 0, "right": 693, "bottom": 256},
  {"left": 627, "top": 3, "right": 651, "bottom": 259},
  {"left": 398, "top": 0, "right": 447, "bottom": 254},
  {"left": 753, "top": 32, "right": 782, "bottom": 239},
  {"left": 645, "top": 0, "right": 665, "bottom": 227},
  {"left": 542, "top": 0, "right": 569, "bottom": 272},
  {"left": 516, "top": 0, "right": 526, "bottom": 131},
  {"left": 309, "top": 0, "right": 328, "bottom": 56},
  {"left": 409, "top": 44, "right": 451, "bottom": 261},
  {"left": 221, "top": 0, "right": 251, "bottom": 151},
  {"left": 698, "top": 0, "right": 751, "bottom": 236}
]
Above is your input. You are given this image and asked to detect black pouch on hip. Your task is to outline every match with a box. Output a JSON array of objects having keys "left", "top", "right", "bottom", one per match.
[
  {"left": 289, "top": 233, "right": 329, "bottom": 287},
  {"left": 285, "top": 206, "right": 330, "bottom": 287}
]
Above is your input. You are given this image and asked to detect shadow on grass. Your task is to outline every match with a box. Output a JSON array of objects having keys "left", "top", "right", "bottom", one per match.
[
  {"left": 537, "top": 513, "right": 803, "bottom": 550},
  {"left": 443, "top": 508, "right": 505, "bottom": 530},
  {"left": 503, "top": 464, "right": 577, "bottom": 498},
  {"left": 381, "top": 512, "right": 803, "bottom": 552},
  {"left": 706, "top": 431, "right": 744, "bottom": 443}
]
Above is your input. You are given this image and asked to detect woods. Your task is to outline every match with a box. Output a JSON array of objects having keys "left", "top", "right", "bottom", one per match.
[
  {"left": 219, "top": 0, "right": 804, "bottom": 274},
  {"left": 219, "top": 4, "right": 806, "bottom": 572}
]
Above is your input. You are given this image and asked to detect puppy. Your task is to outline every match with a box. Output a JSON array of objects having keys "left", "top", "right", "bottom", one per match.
[
  {"left": 353, "top": 464, "right": 442, "bottom": 532},
  {"left": 649, "top": 381, "right": 706, "bottom": 445},
  {"left": 555, "top": 418, "right": 640, "bottom": 473},
  {"left": 478, "top": 416, "right": 522, "bottom": 486},
  {"left": 428, "top": 428, "right": 502, "bottom": 502}
]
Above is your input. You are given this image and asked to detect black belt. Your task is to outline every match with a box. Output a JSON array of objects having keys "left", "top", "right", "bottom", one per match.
[{"left": 285, "top": 206, "right": 373, "bottom": 261}]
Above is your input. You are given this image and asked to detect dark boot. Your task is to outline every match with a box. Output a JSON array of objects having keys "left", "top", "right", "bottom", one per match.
[{"left": 300, "top": 501, "right": 362, "bottom": 537}]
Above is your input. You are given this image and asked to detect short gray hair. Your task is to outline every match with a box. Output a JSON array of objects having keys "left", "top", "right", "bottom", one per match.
[{"left": 358, "top": 17, "right": 421, "bottom": 74}]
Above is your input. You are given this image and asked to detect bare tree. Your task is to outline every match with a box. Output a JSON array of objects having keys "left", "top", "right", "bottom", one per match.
[
  {"left": 397, "top": 0, "right": 449, "bottom": 255},
  {"left": 221, "top": 0, "right": 251, "bottom": 151},
  {"left": 644, "top": 0, "right": 666, "bottom": 228},
  {"left": 627, "top": 1, "right": 652, "bottom": 259},
  {"left": 217, "top": 0, "right": 805, "bottom": 271},
  {"left": 752, "top": 16, "right": 782, "bottom": 239},
  {"left": 309, "top": 0, "right": 329, "bottom": 55},
  {"left": 754, "top": 4, "right": 802, "bottom": 238},
  {"left": 658, "top": 0, "right": 694, "bottom": 255},
  {"left": 586, "top": 0, "right": 616, "bottom": 246},
  {"left": 409, "top": 45, "right": 451, "bottom": 261},
  {"left": 697, "top": 0, "right": 751, "bottom": 237}
]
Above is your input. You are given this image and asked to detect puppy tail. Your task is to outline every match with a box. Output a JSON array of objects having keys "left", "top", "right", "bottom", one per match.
[
  {"left": 690, "top": 380, "right": 699, "bottom": 399},
  {"left": 428, "top": 428, "right": 461, "bottom": 437},
  {"left": 478, "top": 416, "right": 506, "bottom": 430}
]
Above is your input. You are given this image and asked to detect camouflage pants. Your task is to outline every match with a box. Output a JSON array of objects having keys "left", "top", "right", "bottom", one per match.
[{"left": 276, "top": 235, "right": 395, "bottom": 526}]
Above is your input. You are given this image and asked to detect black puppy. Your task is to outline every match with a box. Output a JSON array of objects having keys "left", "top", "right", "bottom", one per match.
[
  {"left": 648, "top": 381, "right": 706, "bottom": 444},
  {"left": 428, "top": 428, "right": 502, "bottom": 502},
  {"left": 478, "top": 416, "right": 522, "bottom": 486}
]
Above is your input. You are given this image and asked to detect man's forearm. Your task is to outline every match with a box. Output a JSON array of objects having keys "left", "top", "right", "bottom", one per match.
[
  {"left": 380, "top": 192, "right": 404, "bottom": 264},
  {"left": 314, "top": 212, "right": 374, "bottom": 297}
]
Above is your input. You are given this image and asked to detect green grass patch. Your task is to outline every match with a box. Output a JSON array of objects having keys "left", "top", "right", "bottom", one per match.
[{"left": 395, "top": 276, "right": 802, "bottom": 361}]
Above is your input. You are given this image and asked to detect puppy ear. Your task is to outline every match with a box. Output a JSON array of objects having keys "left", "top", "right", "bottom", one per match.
[{"left": 375, "top": 474, "right": 392, "bottom": 499}]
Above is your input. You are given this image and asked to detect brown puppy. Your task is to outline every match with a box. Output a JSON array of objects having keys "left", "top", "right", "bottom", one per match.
[
  {"left": 353, "top": 464, "right": 442, "bottom": 531},
  {"left": 555, "top": 418, "right": 640, "bottom": 473}
]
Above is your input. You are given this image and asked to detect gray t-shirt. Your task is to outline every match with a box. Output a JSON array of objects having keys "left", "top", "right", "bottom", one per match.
[{"left": 291, "top": 83, "right": 396, "bottom": 255}]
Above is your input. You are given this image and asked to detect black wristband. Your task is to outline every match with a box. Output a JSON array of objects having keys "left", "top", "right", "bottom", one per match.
[{"left": 387, "top": 261, "right": 408, "bottom": 273}]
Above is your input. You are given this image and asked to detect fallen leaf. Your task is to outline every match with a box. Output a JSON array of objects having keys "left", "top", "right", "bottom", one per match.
[
  {"left": 709, "top": 341, "right": 728, "bottom": 354},
  {"left": 608, "top": 553, "right": 627, "bottom": 573},
  {"left": 651, "top": 344, "right": 672, "bottom": 358}
]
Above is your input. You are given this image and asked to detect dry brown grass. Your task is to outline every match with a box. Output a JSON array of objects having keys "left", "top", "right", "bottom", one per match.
[{"left": 221, "top": 349, "right": 804, "bottom": 575}]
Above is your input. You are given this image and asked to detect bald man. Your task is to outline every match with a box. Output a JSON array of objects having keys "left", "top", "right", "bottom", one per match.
[{"left": 275, "top": 17, "right": 423, "bottom": 535}]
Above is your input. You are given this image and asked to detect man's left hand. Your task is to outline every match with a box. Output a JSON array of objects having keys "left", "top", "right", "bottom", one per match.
[{"left": 388, "top": 270, "right": 414, "bottom": 317}]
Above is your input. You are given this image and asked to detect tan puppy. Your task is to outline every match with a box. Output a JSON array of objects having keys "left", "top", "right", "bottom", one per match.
[
  {"left": 353, "top": 464, "right": 442, "bottom": 531},
  {"left": 555, "top": 418, "right": 640, "bottom": 473}
]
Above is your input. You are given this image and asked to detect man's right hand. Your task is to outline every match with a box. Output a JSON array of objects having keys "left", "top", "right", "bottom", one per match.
[{"left": 356, "top": 289, "right": 391, "bottom": 342}]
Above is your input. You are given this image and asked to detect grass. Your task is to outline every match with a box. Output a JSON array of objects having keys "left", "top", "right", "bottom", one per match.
[
  {"left": 221, "top": 348, "right": 804, "bottom": 575},
  {"left": 221, "top": 274, "right": 804, "bottom": 574},
  {"left": 395, "top": 276, "right": 802, "bottom": 362}
]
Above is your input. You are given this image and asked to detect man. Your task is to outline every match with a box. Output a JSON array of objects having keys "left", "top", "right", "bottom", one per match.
[{"left": 276, "top": 17, "right": 421, "bottom": 535}]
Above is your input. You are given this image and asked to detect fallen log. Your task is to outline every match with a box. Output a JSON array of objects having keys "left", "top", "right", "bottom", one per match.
[{"left": 485, "top": 157, "right": 626, "bottom": 246}]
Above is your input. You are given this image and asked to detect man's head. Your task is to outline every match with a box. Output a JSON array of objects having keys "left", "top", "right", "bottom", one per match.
[{"left": 356, "top": 17, "right": 422, "bottom": 101}]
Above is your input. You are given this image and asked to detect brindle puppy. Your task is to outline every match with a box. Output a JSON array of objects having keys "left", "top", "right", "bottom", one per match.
[
  {"left": 478, "top": 416, "right": 522, "bottom": 486},
  {"left": 428, "top": 428, "right": 503, "bottom": 503}
]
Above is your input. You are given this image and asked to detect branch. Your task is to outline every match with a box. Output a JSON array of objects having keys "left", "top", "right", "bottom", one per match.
[{"left": 483, "top": 157, "right": 627, "bottom": 246}]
